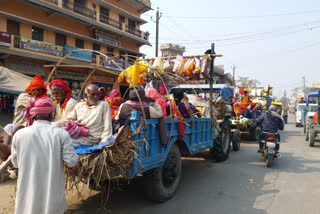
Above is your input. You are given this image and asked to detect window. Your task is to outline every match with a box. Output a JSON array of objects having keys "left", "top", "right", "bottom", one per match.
[
  {"left": 55, "top": 33, "right": 66, "bottom": 46},
  {"left": 75, "top": 39, "right": 84, "bottom": 48},
  {"left": 7, "top": 19, "right": 20, "bottom": 36},
  {"left": 100, "top": 6, "right": 109, "bottom": 17},
  {"left": 32, "top": 27, "right": 43, "bottom": 41},
  {"left": 119, "top": 15, "right": 125, "bottom": 23},
  {"left": 92, "top": 43, "right": 100, "bottom": 51},
  {"left": 107, "top": 47, "right": 114, "bottom": 57},
  {"left": 119, "top": 50, "right": 125, "bottom": 61},
  {"left": 128, "top": 19, "right": 136, "bottom": 28}
]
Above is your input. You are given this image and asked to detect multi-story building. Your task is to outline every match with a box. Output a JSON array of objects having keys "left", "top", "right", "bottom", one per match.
[{"left": 0, "top": 0, "right": 151, "bottom": 93}]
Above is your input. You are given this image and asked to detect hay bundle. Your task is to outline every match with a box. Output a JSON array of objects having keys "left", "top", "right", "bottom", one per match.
[{"left": 66, "top": 125, "right": 138, "bottom": 191}]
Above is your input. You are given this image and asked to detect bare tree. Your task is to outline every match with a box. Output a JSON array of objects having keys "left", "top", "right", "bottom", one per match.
[{"left": 236, "top": 76, "right": 260, "bottom": 87}]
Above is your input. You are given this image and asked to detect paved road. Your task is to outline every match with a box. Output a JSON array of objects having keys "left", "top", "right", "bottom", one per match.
[
  {"left": 66, "top": 115, "right": 320, "bottom": 214},
  {"left": 1, "top": 115, "right": 320, "bottom": 214}
]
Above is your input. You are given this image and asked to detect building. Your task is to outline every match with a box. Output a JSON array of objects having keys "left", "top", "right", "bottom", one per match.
[
  {"left": 0, "top": 0, "right": 151, "bottom": 94},
  {"left": 160, "top": 43, "right": 185, "bottom": 57},
  {"left": 212, "top": 65, "right": 235, "bottom": 86}
]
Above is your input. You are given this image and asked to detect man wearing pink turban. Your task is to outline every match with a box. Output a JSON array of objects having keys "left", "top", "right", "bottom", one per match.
[
  {"left": 11, "top": 98, "right": 78, "bottom": 214},
  {"left": 147, "top": 88, "right": 167, "bottom": 117}
]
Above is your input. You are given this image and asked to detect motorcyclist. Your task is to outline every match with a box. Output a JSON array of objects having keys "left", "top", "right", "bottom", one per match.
[{"left": 256, "top": 105, "right": 284, "bottom": 153}]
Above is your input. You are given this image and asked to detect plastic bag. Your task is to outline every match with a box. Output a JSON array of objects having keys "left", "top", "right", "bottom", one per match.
[
  {"left": 194, "top": 56, "right": 201, "bottom": 73},
  {"left": 173, "top": 55, "right": 183, "bottom": 73},
  {"left": 182, "top": 58, "right": 195, "bottom": 76},
  {"left": 200, "top": 56, "right": 210, "bottom": 79},
  {"left": 145, "top": 81, "right": 154, "bottom": 94},
  {"left": 163, "top": 60, "right": 173, "bottom": 73},
  {"left": 153, "top": 57, "right": 164, "bottom": 73}
]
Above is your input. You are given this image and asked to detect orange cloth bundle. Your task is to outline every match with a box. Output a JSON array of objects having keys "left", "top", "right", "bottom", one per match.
[{"left": 182, "top": 58, "right": 195, "bottom": 76}]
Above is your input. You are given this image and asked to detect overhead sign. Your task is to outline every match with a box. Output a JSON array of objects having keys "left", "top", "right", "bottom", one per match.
[
  {"left": 95, "top": 29, "right": 121, "bottom": 47},
  {"left": 312, "top": 83, "right": 320, "bottom": 88},
  {"left": 96, "top": 34, "right": 121, "bottom": 47},
  {"left": 64, "top": 45, "right": 92, "bottom": 62},
  {"left": 104, "top": 58, "right": 125, "bottom": 72},
  {"left": 20, "top": 37, "right": 63, "bottom": 56},
  {"left": 0, "top": 32, "right": 11, "bottom": 47}
]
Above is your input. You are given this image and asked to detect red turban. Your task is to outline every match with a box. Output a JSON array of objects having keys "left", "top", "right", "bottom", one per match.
[
  {"left": 28, "top": 75, "right": 47, "bottom": 93},
  {"left": 49, "top": 79, "right": 72, "bottom": 109},
  {"left": 21, "top": 97, "right": 55, "bottom": 126}
]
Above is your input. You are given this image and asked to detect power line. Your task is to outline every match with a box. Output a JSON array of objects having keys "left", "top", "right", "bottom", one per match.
[
  {"left": 183, "top": 25, "right": 320, "bottom": 49},
  {"left": 165, "top": 9, "right": 320, "bottom": 20},
  {"left": 149, "top": 19, "right": 320, "bottom": 45}
]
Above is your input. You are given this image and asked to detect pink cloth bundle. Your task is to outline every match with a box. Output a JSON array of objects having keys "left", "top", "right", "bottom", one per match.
[{"left": 65, "top": 120, "right": 90, "bottom": 139}]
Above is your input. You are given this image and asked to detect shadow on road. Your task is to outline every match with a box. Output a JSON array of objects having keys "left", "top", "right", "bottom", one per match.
[{"left": 68, "top": 148, "right": 273, "bottom": 214}]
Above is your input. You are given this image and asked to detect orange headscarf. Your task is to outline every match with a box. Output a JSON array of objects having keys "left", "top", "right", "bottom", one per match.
[
  {"left": 233, "top": 103, "right": 243, "bottom": 115},
  {"left": 24, "top": 82, "right": 32, "bottom": 94},
  {"left": 27, "top": 75, "right": 47, "bottom": 94}
]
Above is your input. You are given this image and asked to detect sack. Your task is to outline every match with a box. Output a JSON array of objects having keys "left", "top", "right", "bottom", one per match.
[
  {"left": 118, "top": 61, "right": 149, "bottom": 86},
  {"left": 173, "top": 55, "right": 183, "bottom": 73}
]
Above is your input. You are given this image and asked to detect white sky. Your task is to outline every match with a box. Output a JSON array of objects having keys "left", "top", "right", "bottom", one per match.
[{"left": 139, "top": 0, "right": 320, "bottom": 98}]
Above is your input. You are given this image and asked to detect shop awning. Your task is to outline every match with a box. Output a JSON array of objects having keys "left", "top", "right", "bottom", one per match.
[{"left": 0, "top": 66, "right": 33, "bottom": 95}]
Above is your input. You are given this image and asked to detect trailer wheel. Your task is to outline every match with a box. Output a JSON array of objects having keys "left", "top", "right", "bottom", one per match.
[
  {"left": 309, "top": 129, "right": 315, "bottom": 147},
  {"left": 143, "top": 144, "right": 181, "bottom": 202},
  {"left": 210, "top": 122, "right": 231, "bottom": 162},
  {"left": 232, "top": 130, "right": 240, "bottom": 151}
]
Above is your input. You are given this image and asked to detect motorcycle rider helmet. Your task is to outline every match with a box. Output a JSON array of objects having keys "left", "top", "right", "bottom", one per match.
[{"left": 268, "top": 105, "right": 277, "bottom": 112}]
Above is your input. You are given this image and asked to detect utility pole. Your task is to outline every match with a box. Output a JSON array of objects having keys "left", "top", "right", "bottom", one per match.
[
  {"left": 302, "top": 76, "right": 306, "bottom": 97},
  {"left": 155, "top": 8, "right": 162, "bottom": 57},
  {"left": 231, "top": 65, "right": 237, "bottom": 86}
]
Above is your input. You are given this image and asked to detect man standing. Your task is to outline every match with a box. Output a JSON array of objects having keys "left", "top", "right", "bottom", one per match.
[
  {"left": 68, "top": 84, "right": 113, "bottom": 146},
  {"left": 0, "top": 76, "right": 48, "bottom": 161},
  {"left": 49, "top": 79, "right": 77, "bottom": 128},
  {"left": 11, "top": 98, "right": 78, "bottom": 214}
]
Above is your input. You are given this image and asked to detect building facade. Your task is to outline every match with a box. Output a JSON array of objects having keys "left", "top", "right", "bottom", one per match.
[
  {"left": 0, "top": 0, "right": 151, "bottom": 93},
  {"left": 160, "top": 43, "right": 185, "bottom": 57}
]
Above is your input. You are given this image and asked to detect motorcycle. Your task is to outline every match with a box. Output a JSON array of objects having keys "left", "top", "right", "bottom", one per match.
[{"left": 261, "top": 132, "right": 281, "bottom": 167}]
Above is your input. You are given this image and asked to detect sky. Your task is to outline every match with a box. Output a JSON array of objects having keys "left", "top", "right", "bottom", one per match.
[{"left": 139, "top": 0, "right": 320, "bottom": 98}]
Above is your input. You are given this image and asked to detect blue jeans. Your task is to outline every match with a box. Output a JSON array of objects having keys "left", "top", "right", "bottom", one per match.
[{"left": 259, "top": 132, "right": 280, "bottom": 151}]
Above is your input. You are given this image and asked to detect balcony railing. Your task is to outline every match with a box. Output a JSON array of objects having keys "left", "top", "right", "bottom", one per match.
[
  {"left": 42, "top": 0, "right": 58, "bottom": 4},
  {"left": 99, "top": 14, "right": 123, "bottom": 30},
  {"left": 62, "top": 0, "right": 96, "bottom": 20},
  {"left": 125, "top": 25, "right": 141, "bottom": 38}
]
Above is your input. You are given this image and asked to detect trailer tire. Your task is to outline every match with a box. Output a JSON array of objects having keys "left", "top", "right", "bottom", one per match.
[
  {"left": 143, "top": 144, "right": 181, "bottom": 203},
  {"left": 232, "top": 130, "right": 241, "bottom": 151},
  {"left": 210, "top": 121, "right": 231, "bottom": 162},
  {"left": 309, "top": 129, "right": 315, "bottom": 147}
]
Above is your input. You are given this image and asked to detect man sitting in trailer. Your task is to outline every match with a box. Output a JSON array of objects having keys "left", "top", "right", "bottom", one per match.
[
  {"left": 67, "top": 84, "right": 113, "bottom": 147},
  {"left": 49, "top": 79, "right": 77, "bottom": 128}
]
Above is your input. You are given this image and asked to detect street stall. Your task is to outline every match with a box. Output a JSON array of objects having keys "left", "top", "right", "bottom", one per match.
[{"left": 0, "top": 66, "right": 33, "bottom": 112}]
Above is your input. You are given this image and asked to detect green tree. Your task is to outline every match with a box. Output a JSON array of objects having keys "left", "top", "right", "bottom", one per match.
[{"left": 236, "top": 76, "right": 260, "bottom": 87}]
